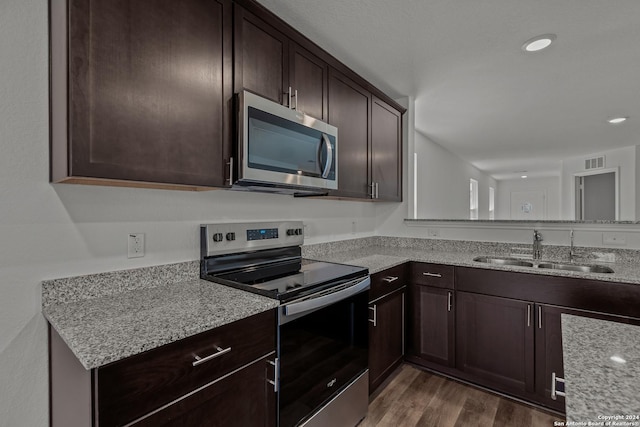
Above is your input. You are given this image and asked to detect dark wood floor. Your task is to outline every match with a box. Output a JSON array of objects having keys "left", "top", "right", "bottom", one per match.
[{"left": 360, "top": 365, "right": 565, "bottom": 427}]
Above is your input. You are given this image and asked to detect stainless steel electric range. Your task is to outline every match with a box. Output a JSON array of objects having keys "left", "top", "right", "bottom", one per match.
[{"left": 200, "top": 221, "right": 370, "bottom": 427}]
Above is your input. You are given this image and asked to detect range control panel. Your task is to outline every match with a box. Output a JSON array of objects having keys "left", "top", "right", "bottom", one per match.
[{"left": 201, "top": 221, "right": 304, "bottom": 257}]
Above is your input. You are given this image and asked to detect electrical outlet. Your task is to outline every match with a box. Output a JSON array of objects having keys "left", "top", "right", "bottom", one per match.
[
  {"left": 128, "top": 233, "right": 145, "bottom": 258},
  {"left": 602, "top": 233, "right": 626, "bottom": 246}
]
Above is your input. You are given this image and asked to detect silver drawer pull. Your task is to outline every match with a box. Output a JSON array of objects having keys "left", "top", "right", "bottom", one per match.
[
  {"left": 369, "top": 305, "right": 377, "bottom": 327},
  {"left": 192, "top": 346, "right": 232, "bottom": 367},
  {"left": 551, "top": 372, "right": 566, "bottom": 400},
  {"left": 382, "top": 276, "right": 399, "bottom": 283},
  {"left": 422, "top": 272, "right": 442, "bottom": 278},
  {"left": 267, "top": 358, "right": 279, "bottom": 392}
]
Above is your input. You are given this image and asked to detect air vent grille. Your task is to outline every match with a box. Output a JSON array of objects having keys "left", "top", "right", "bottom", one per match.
[{"left": 585, "top": 156, "right": 605, "bottom": 170}]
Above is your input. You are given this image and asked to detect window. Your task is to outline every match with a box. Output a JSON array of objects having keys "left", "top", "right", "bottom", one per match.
[
  {"left": 489, "top": 187, "right": 495, "bottom": 220},
  {"left": 470, "top": 179, "right": 478, "bottom": 220}
]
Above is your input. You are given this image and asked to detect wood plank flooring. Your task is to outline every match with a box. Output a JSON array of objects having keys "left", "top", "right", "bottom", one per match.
[{"left": 359, "top": 365, "right": 565, "bottom": 427}]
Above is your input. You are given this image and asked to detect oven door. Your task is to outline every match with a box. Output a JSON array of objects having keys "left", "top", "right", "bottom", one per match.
[{"left": 278, "top": 277, "right": 370, "bottom": 427}]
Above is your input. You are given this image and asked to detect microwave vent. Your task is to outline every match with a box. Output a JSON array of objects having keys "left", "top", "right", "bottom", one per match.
[{"left": 584, "top": 156, "right": 605, "bottom": 170}]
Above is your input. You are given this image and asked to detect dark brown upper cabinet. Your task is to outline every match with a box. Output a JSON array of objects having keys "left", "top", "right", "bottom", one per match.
[
  {"left": 371, "top": 96, "right": 403, "bottom": 201},
  {"left": 50, "top": 0, "right": 233, "bottom": 189},
  {"left": 234, "top": 4, "right": 328, "bottom": 120},
  {"left": 233, "top": 0, "right": 404, "bottom": 202},
  {"left": 328, "top": 68, "right": 371, "bottom": 199},
  {"left": 233, "top": 4, "right": 289, "bottom": 105},
  {"left": 289, "top": 42, "right": 328, "bottom": 121},
  {"left": 327, "top": 72, "right": 404, "bottom": 201}
]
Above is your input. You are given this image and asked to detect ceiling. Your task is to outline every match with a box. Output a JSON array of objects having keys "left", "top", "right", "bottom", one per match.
[{"left": 257, "top": 0, "right": 640, "bottom": 180}]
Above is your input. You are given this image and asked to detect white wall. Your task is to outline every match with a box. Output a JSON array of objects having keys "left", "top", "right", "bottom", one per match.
[
  {"left": 560, "top": 146, "right": 637, "bottom": 220},
  {"left": 496, "top": 176, "right": 561, "bottom": 220},
  {"left": 414, "top": 131, "right": 497, "bottom": 219},
  {"left": 635, "top": 146, "right": 640, "bottom": 220},
  {"left": 0, "top": 1, "right": 377, "bottom": 424}
]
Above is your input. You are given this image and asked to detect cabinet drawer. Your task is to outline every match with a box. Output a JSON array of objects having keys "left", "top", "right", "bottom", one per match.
[
  {"left": 410, "top": 262, "right": 454, "bottom": 289},
  {"left": 97, "top": 309, "right": 276, "bottom": 427},
  {"left": 370, "top": 263, "right": 407, "bottom": 301}
]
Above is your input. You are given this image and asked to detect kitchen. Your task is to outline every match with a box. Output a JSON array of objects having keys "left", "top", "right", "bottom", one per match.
[{"left": 2, "top": 0, "right": 640, "bottom": 426}]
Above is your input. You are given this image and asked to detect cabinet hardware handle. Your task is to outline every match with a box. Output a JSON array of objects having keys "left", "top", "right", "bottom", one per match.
[
  {"left": 368, "top": 305, "right": 377, "bottom": 327},
  {"left": 375, "top": 182, "right": 379, "bottom": 199},
  {"left": 551, "top": 372, "right": 566, "bottom": 400},
  {"left": 227, "top": 157, "right": 234, "bottom": 186},
  {"left": 382, "top": 276, "right": 399, "bottom": 283},
  {"left": 447, "top": 291, "right": 452, "bottom": 312},
  {"left": 267, "top": 358, "right": 279, "bottom": 392},
  {"left": 294, "top": 89, "right": 298, "bottom": 111},
  {"left": 527, "top": 304, "right": 531, "bottom": 327},
  {"left": 287, "top": 86, "right": 292, "bottom": 108},
  {"left": 422, "top": 272, "right": 442, "bottom": 278},
  {"left": 538, "top": 306, "right": 542, "bottom": 329},
  {"left": 370, "top": 182, "right": 376, "bottom": 198},
  {"left": 192, "top": 345, "right": 231, "bottom": 367},
  {"left": 402, "top": 293, "right": 405, "bottom": 354}
]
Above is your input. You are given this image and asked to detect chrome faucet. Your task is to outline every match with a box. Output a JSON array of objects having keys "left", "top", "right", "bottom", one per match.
[{"left": 533, "top": 230, "right": 543, "bottom": 260}]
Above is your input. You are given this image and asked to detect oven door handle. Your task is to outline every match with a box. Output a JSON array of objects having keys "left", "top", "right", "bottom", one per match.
[{"left": 284, "top": 277, "right": 370, "bottom": 316}]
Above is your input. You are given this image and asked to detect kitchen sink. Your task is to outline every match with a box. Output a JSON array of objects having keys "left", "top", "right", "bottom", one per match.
[
  {"left": 473, "top": 256, "right": 534, "bottom": 267},
  {"left": 536, "top": 263, "right": 614, "bottom": 274}
]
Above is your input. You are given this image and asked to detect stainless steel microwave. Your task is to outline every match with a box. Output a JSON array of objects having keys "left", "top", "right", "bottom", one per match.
[{"left": 234, "top": 90, "right": 338, "bottom": 195}]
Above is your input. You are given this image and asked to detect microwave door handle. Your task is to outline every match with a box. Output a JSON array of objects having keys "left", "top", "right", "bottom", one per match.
[{"left": 320, "top": 133, "right": 333, "bottom": 179}]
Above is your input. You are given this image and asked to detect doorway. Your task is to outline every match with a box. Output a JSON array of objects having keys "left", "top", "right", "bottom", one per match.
[{"left": 574, "top": 169, "right": 618, "bottom": 220}]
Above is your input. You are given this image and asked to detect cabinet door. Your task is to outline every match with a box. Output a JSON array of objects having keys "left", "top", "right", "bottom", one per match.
[
  {"left": 234, "top": 4, "right": 289, "bottom": 105},
  {"left": 131, "top": 355, "right": 277, "bottom": 427},
  {"left": 369, "top": 288, "right": 405, "bottom": 393},
  {"left": 66, "top": 0, "right": 232, "bottom": 187},
  {"left": 535, "top": 304, "right": 640, "bottom": 412},
  {"left": 407, "top": 284, "right": 455, "bottom": 367},
  {"left": 456, "top": 292, "right": 534, "bottom": 396},
  {"left": 371, "top": 96, "right": 402, "bottom": 201},
  {"left": 289, "top": 42, "right": 327, "bottom": 120},
  {"left": 328, "top": 68, "right": 371, "bottom": 199}
]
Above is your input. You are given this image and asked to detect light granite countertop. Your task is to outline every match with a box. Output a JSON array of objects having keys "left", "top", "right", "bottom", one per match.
[
  {"left": 43, "top": 237, "right": 640, "bottom": 371},
  {"left": 562, "top": 314, "right": 640, "bottom": 422},
  {"left": 306, "top": 245, "right": 640, "bottom": 285},
  {"left": 43, "top": 278, "right": 278, "bottom": 369}
]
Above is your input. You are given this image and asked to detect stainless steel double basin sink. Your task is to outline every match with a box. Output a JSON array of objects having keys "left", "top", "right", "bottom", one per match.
[{"left": 472, "top": 256, "right": 614, "bottom": 274}]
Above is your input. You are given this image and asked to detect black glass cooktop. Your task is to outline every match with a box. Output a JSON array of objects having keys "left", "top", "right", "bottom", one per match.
[{"left": 204, "top": 259, "right": 368, "bottom": 302}]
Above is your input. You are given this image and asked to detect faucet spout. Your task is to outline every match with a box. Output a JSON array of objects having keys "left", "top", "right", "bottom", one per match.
[
  {"left": 569, "top": 229, "right": 575, "bottom": 262},
  {"left": 533, "top": 230, "right": 543, "bottom": 260}
]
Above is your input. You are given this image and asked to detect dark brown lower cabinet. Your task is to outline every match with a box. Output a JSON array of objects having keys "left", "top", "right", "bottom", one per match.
[
  {"left": 369, "top": 287, "right": 405, "bottom": 392},
  {"left": 131, "top": 355, "right": 276, "bottom": 427},
  {"left": 535, "top": 304, "right": 640, "bottom": 412},
  {"left": 406, "top": 284, "right": 455, "bottom": 368},
  {"left": 455, "top": 292, "right": 535, "bottom": 396},
  {"left": 50, "top": 309, "right": 277, "bottom": 427}
]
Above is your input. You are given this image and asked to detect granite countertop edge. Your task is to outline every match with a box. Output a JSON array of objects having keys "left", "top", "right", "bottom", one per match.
[
  {"left": 307, "top": 246, "right": 640, "bottom": 285},
  {"left": 45, "top": 244, "right": 640, "bottom": 370},
  {"left": 43, "top": 278, "right": 279, "bottom": 370}
]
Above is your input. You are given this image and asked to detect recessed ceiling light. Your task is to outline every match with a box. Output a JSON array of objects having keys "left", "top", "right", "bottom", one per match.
[
  {"left": 608, "top": 117, "right": 628, "bottom": 124},
  {"left": 521, "top": 175, "right": 528, "bottom": 179},
  {"left": 522, "top": 34, "right": 556, "bottom": 52}
]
